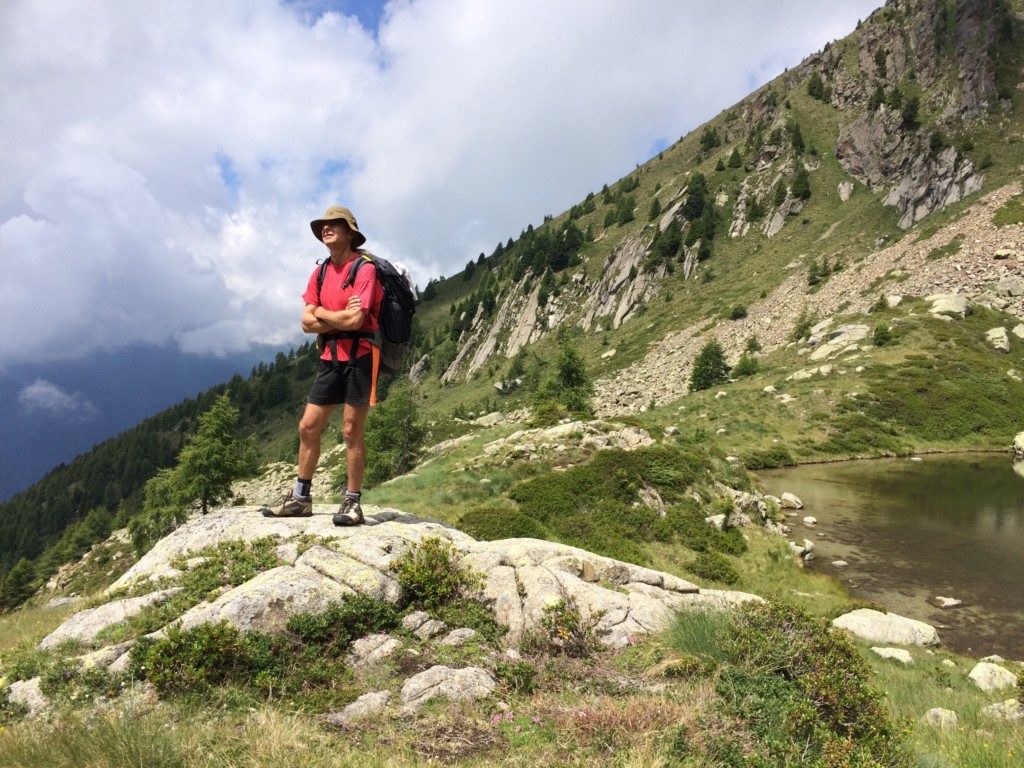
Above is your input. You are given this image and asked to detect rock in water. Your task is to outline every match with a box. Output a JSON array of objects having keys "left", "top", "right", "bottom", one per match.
[
  {"left": 832, "top": 609, "right": 940, "bottom": 646},
  {"left": 780, "top": 492, "right": 803, "bottom": 510}
]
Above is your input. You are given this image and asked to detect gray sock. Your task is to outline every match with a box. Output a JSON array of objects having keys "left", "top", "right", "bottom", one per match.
[{"left": 294, "top": 478, "right": 312, "bottom": 499}]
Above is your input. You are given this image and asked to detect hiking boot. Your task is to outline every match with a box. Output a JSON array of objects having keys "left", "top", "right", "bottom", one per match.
[
  {"left": 332, "top": 496, "right": 364, "bottom": 526},
  {"left": 260, "top": 491, "right": 313, "bottom": 518}
]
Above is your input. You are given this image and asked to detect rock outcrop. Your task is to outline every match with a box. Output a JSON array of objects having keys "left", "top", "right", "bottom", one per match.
[{"left": 49, "top": 507, "right": 762, "bottom": 666}]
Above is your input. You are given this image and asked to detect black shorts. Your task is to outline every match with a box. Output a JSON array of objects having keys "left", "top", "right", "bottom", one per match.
[{"left": 307, "top": 355, "right": 373, "bottom": 407}]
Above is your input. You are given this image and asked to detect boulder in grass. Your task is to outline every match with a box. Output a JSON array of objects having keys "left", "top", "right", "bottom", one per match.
[
  {"left": 967, "top": 662, "right": 1018, "bottom": 693},
  {"left": 922, "top": 708, "right": 958, "bottom": 729},
  {"left": 871, "top": 647, "right": 913, "bottom": 665},
  {"left": 980, "top": 699, "right": 1024, "bottom": 723},
  {"left": 832, "top": 609, "right": 940, "bottom": 646},
  {"left": 400, "top": 665, "right": 496, "bottom": 714}
]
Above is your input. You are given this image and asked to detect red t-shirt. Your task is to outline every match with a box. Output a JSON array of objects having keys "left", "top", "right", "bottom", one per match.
[{"left": 303, "top": 256, "right": 383, "bottom": 362}]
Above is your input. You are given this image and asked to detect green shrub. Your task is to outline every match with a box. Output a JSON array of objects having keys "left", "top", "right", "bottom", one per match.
[
  {"left": 431, "top": 597, "right": 503, "bottom": 643},
  {"left": 393, "top": 537, "right": 483, "bottom": 610},
  {"left": 506, "top": 446, "right": 719, "bottom": 565},
  {"left": 816, "top": 411, "right": 904, "bottom": 456},
  {"left": 743, "top": 446, "right": 793, "bottom": 469},
  {"left": 728, "top": 305, "right": 747, "bottom": 320},
  {"left": 524, "top": 598, "right": 602, "bottom": 658},
  {"left": 285, "top": 594, "right": 399, "bottom": 651},
  {"left": 731, "top": 354, "right": 758, "bottom": 377},
  {"left": 790, "top": 308, "right": 817, "bottom": 342},
  {"left": 129, "top": 621, "right": 272, "bottom": 695},
  {"left": 359, "top": 386, "right": 427, "bottom": 488},
  {"left": 0, "top": 684, "right": 28, "bottom": 724},
  {"left": 719, "top": 602, "right": 911, "bottom": 766},
  {"left": 849, "top": 350, "right": 1023, "bottom": 445},
  {"left": 993, "top": 194, "right": 1024, "bottom": 226},
  {"left": 688, "top": 551, "right": 739, "bottom": 585},
  {"left": 40, "top": 661, "right": 120, "bottom": 703},
  {"left": 494, "top": 660, "right": 538, "bottom": 695},
  {"left": 665, "top": 610, "right": 732, "bottom": 663},
  {"left": 458, "top": 505, "right": 551, "bottom": 541},
  {"left": 533, "top": 339, "right": 594, "bottom": 420},
  {"left": 873, "top": 323, "right": 893, "bottom": 346}
]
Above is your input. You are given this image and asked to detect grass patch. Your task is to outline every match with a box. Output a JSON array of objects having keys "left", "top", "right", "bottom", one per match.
[
  {"left": 993, "top": 193, "right": 1024, "bottom": 226},
  {"left": 926, "top": 233, "right": 964, "bottom": 260},
  {"left": 664, "top": 610, "right": 732, "bottom": 664}
]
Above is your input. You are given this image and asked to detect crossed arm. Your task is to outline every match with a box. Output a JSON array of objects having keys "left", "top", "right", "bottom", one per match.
[{"left": 301, "top": 296, "right": 366, "bottom": 334}]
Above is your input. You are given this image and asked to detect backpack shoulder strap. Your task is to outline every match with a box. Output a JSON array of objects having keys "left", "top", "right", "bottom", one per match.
[
  {"left": 344, "top": 251, "right": 376, "bottom": 288},
  {"left": 316, "top": 259, "right": 330, "bottom": 299}
]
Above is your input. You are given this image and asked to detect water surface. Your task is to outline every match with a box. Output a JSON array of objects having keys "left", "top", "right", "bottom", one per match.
[{"left": 758, "top": 454, "right": 1024, "bottom": 657}]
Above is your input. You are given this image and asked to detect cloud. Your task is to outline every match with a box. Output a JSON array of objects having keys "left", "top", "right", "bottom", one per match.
[
  {"left": 0, "top": 0, "right": 880, "bottom": 364},
  {"left": 17, "top": 379, "right": 98, "bottom": 420}
]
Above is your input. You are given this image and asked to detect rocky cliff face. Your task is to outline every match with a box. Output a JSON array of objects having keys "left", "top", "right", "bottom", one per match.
[{"left": 429, "top": 0, "right": 1020, "bottom": 392}]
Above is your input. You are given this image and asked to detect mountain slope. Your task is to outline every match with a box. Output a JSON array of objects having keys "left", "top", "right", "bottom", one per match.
[{"left": 3, "top": 0, "right": 1023, "bottom": 607}]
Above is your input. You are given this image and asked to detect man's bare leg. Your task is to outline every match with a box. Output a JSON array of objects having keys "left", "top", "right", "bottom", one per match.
[
  {"left": 342, "top": 403, "right": 370, "bottom": 492},
  {"left": 298, "top": 402, "right": 336, "bottom": 482}
]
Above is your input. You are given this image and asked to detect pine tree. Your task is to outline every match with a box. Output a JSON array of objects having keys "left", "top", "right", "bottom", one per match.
[
  {"left": 360, "top": 387, "right": 426, "bottom": 488},
  {"left": 0, "top": 558, "right": 36, "bottom": 610},
  {"left": 175, "top": 394, "right": 257, "bottom": 515},
  {"left": 791, "top": 166, "right": 812, "bottom": 200},
  {"left": 727, "top": 148, "right": 743, "bottom": 168},
  {"left": 689, "top": 341, "right": 730, "bottom": 392},
  {"left": 648, "top": 198, "right": 662, "bottom": 221}
]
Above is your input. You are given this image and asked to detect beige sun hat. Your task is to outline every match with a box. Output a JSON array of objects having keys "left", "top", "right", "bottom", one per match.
[{"left": 310, "top": 205, "right": 366, "bottom": 247}]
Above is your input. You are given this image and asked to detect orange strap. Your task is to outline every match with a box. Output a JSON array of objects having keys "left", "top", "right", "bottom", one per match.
[{"left": 369, "top": 344, "right": 380, "bottom": 407}]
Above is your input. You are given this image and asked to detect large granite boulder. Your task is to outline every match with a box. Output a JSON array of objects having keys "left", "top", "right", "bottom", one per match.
[
  {"left": 38, "top": 588, "right": 181, "bottom": 649},
  {"left": 831, "top": 609, "right": 940, "bottom": 646},
  {"left": 399, "top": 665, "right": 496, "bottom": 714},
  {"left": 49, "top": 507, "right": 763, "bottom": 655},
  {"left": 926, "top": 294, "right": 969, "bottom": 318}
]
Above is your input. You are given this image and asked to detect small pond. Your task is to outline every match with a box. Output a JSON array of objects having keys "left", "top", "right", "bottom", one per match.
[{"left": 757, "top": 454, "right": 1024, "bottom": 657}]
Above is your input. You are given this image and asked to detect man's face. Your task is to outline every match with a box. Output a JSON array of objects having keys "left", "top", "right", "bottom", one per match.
[{"left": 322, "top": 220, "right": 353, "bottom": 249}]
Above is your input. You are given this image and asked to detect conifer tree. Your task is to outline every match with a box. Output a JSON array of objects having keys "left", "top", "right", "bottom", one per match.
[
  {"left": 689, "top": 341, "right": 730, "bottom": 392},
  {"left": 0, "top": 558, "right": 36, "bottom": 610},
  {"left": 175, "top": 394, "right": 257, "bottom": 514},
  {"left": 727, "top": 148, "right": 743, "bottom": 168},
  {"left": 791, "top": 166, "right": 812, "bottom": 200}
]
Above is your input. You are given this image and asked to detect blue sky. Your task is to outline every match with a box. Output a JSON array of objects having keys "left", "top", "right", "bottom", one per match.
[{"left": 284, "top": 0, "right": 387, "bottom": 31}]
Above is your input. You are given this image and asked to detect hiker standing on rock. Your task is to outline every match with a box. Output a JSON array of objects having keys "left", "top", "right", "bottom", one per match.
[{"left": 260, "top": 206, "right": 383, "bottom": 526}]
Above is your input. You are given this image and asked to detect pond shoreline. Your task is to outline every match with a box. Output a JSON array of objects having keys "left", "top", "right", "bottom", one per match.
[{"left": 756, "top": 453, "right": 1024, "bottom": 659}]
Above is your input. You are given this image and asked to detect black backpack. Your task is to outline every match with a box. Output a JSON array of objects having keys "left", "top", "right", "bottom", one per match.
[{"left": 316, "top": 250, "right": 417, "bottom": 375}]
